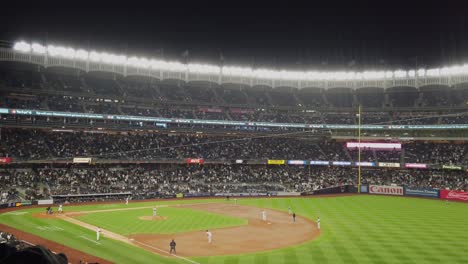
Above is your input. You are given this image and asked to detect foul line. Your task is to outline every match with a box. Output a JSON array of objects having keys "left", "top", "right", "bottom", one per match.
[
  {"left": 132, "top": 240, "right": 200, "bottom": 264},
  {"left": 61, "top": 215, "right": 199, "bottom": 264},
  {"left": 79, "top": 235, "right": 101, "bottom": 245}
]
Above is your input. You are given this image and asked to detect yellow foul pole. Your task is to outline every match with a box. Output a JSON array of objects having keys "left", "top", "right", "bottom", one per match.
[{"left": 358, "top": 104, "right": 362, "bottom": 193}]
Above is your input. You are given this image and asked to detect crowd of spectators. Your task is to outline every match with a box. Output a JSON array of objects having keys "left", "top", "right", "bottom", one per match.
[
  {"left": 0, "top": 232, "right": 69, "bottom": 264},
  {"left": 0, "top": 128, "right": 348, "bottom": 161},
  {"left": 404, "top": 142, "right": 467, "bottom": 164},
  {"left": 0, "top": 231, "right": 31, "bottom": 251},
  {"left": 1, "top": 165, "right": 466, "bottom": 202},
  {"left": 360, "top": 169, "right": 467, "bottom": 191},
  {"left": 0, "top": 129, "right": 466, "bottom": 166}
]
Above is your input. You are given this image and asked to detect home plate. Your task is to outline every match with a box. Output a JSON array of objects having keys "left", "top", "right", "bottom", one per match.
[{"left": 267, "top": 222, "right": 272, "bottom": 225}]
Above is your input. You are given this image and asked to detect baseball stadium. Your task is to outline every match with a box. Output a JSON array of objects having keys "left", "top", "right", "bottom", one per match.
[{"left": 1, "top": 6, "right": 468, "bottom": 264}]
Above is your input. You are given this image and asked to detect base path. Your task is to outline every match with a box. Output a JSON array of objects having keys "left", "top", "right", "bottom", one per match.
[{"left": 130, "top": 203, "right": 320, "bottom": 257}]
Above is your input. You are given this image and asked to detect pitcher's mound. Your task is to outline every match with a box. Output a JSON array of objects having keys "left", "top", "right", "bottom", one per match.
[{"left": 139, "top": 216, "right": 167, "bottom": 221}]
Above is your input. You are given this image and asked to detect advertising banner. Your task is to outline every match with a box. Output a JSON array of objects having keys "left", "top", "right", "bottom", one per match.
[
  {"left": 235, "top": 159, "right": 244, "bottom": 164},
  {"left": 346, "top": 142, "right": 401, "bottom": 150},
  {"left": 183, "top": 193, "right": 212, "bottom": 198},
  {"left": 369, "top": 185, "right": 403, "bottom": 195},
  {"left": 442, "top": 165, "right": 462, "bottom": 170},
  {"left": 37, "top": 199, "right": 54, "bottom": 205},
  {"left": 310, "top": 161, "right": 330, "bottom": 165},
  {"left": 440, "top": 190, "right": 468, "bottom": 202},
  {"left": 404, "top": 187, "right": 439, "bottom": 198},
  {"left": 230, "top": 108, "right": 255, "bottom": 114},
  {"left": 360, "top": 185, "right": 368, "bottom": 193},
  {"left": 378, "top": 162, "right": 400, "bottom": 168},
  {"left": 0, "top": 157, "right": 12, "bottom": 164},
  {"left": 405, "top": 163, "right": 427, "bottom": 169},
  {"left": 268, "top": 160, "right": 285, "bottom": 165},
  {"left": 332, "top": 161, "right": 352, "bottom": 166},
  {"left": 198, "top": 107, "right": 223, "bottom": 113},
  {"left": 355, "top": 162, "right": 376, "bottom": 167},
  {"left": 302, "top": 185, "right": 355, "bottom": 195},
  {"left": 73, "top": 157, "right": 92, "bottom": 164},
  {"left": 186, "top": 158, "right": 204, "bottom": 164},
  {"left": 3, "top": 106, "right": 468, "bottom": 130},
  {"left": 287, "top": 160, "right": 306, "bottom": 165},
  {"left": 155, "top": 123, "right": 167, "bottom": 128}
]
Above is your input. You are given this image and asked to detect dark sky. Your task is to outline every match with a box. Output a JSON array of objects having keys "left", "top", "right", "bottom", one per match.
[{"left": 1, "top": 4, "right": 467, "bottom": 70}]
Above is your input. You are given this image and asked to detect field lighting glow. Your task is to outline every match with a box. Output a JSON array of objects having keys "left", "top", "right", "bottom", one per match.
[{"left": 13, "top": 41, "right": 468, "bottom": 81}]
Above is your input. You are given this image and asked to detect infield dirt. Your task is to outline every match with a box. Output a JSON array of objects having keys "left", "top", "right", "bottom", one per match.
[
  {"left": 29, "top": 201, "right": 320, "bottom": 259},
  {"left": 130, "top": 203, "right": 320, "bottom": 257}
]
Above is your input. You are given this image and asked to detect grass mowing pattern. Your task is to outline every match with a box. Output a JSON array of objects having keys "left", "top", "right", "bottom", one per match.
[
  {"left": 1, "top": 195, "right": 467, "bottom": 264},
  {"left": 75, "top": 207, "right": 247, "bottom": 235}
]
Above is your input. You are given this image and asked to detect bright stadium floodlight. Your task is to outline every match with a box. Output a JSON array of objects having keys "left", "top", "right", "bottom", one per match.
[
  {"left": 31, "top": 43, "right": 46, "bottom": 54},
  {"left": 306, "top": 71, "right": 320, "bottom": 80},
  {"left": 127, "top": 57, "right": 150, "bottom": 68},
  {"left": 222, "top": 66, "right": 253, "bottom": 77},
  {"left": 149, "top": 59, "right": 164, "bottom": 70},
  {"left": 318, "top": 72, "right": 329, "bottom": 80},
  {"left": 362, "top": 71, "right": 384, "bottom": 80},
  {"left": 165, "top": 61, "right": 187, "bottom": 72},
  {"left": 440, "top": 67, "right": 451, "bottom": 76},
  {"left": 101, "top": 53, "right": 126, "bottom": 65},
  {"left": 12, "top": 40, "right": 468, "bottom": 82},
  {"left": 89, "top": 51, "right": 102, "bottom": 62},
  {"left": 14, "top": 41, "right": 31, "bottom": 52},
  {"left": 126, "top": 56, "right": 138, "bottom": 67},
  {"left": 254, "top": 68, "right": 277, "bottom": 79},
  {"left": 426, "top": 68, "right": 440, "bottom": 77},
  {"left": 47, "top": 45, "right": 76, "bottom": 59},
  {"left": 355, "top": 72, "right": 363, "bottom": 80},
  {"left": 394, "top": 70, "right": 407, "bottom": 78},
  {"left": 188, "top": 63, "right": 220, "bottom": 74},
  {"left": 461, "top": 65, "right": 468, "bottom": 75},
  {"left": 417, "top": 68, "right": 426, "bottom": 77},
  {"left": 75, "top": 49, "right": 89, "bottom": 60},
  {"left": 441, "top": 65, "right": 465, "bottom": 76},
  {"left": 279, "top": 70, "right": 305, "bottom": 80}
]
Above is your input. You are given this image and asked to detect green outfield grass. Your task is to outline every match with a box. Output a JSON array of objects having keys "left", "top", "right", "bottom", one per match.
[
  {"left": 1, "top": 195, "right": 467, "bottom": 264},
  {"left": 75, "top": 206, "right": 247, "bottom": 235}
]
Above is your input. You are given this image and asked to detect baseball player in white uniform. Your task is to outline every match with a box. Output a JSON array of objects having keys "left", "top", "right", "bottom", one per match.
[
  {"left": 317, "top": 217, "right": 321, "bottom": 230},
  {"left": 261, "top": 210, "right": 267, "bottom": 222},
  {"left": 153, "top": 207, "right": 157, "bottom": 217},
  {"left": 288, "top": 206, "right": 292, "bottom": 215},
  {"left": 96, "top": 227, "right": 101, "bottom": 241},
  {"left": 234, "top": 198, "right": 238, "bottom": 205},
  {"left": 206, "top": 230, "right": 212, "bottom": 243},
  {"left": 125, "top": 197, "right": 129, "bottom": 205},
  {"left": 58, "top": 204, "right": 63, "bottom": 213}
]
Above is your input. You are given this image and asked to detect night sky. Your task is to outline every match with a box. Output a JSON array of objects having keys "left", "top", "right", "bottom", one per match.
[{"left": 1, "top": 4, "right": 467, "bottom": 70}]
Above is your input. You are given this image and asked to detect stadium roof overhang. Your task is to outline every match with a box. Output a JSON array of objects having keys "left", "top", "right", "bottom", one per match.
[{"left": 2, "top": 41, "right": 468, "bottom": 90}]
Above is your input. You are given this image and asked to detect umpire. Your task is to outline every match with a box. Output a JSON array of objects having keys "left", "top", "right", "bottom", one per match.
[{"left": 170, "top": 239, "right": 176, "bottom": 254}]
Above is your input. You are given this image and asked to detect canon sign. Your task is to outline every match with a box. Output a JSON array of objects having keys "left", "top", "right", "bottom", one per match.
[{"left": 369, "top": 185, "right": 403, "bottom": 196}]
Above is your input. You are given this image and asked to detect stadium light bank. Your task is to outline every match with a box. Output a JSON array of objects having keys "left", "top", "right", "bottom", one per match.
[{"left": 13, "top": 41, "right": 468, "bottom": 82}]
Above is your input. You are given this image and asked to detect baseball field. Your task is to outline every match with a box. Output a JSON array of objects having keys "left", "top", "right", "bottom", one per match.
[{"left": 1, "top": 195, "right": 467, "bottom": 263}]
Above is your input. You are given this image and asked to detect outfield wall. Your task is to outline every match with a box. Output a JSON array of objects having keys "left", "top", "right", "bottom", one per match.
[{"left": 2, "top": 186, "right": 467, "bottom": 212}]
